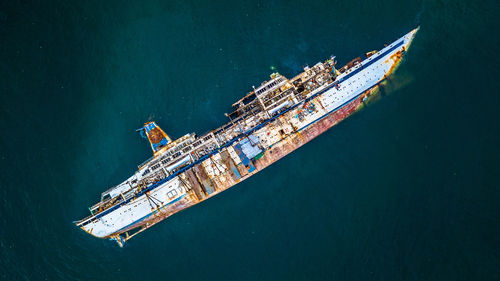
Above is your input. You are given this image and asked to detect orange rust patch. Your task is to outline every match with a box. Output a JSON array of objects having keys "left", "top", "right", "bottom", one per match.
[{"left": 148, "top": 127, "right": 165, "bottom": 143}]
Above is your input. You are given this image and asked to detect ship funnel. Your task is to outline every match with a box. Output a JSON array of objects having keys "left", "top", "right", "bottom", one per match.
[{"left": 137, "top": 122, "right": 172, "bottom": 155}]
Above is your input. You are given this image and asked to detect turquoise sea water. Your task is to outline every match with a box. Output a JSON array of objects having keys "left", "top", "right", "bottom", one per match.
[{"left": 1, "top": 0, "right": 499, "bottom": 280}]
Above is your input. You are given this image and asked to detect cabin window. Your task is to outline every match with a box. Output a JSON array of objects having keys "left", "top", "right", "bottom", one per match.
[{"left": 167, "top": 190, "right": 178, "bottom": 199}]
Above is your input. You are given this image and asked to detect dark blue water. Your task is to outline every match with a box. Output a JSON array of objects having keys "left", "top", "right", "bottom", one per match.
[{"left": 1, "top": 0, "right": 498, "bottom": 280}]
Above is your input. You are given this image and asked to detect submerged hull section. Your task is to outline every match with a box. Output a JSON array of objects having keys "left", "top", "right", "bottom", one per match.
[{"left": 76, "top": 28, "right": 419, "bottom": 246}]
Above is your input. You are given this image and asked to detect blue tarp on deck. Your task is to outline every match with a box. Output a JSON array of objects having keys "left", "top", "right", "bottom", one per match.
[{"left": 239, "top": 135, "right": 262, "bottom": 159}]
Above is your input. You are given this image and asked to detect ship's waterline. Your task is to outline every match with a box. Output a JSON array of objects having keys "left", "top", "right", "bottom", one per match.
[{"left": 76, "top": 27, "right": 419, "bottom": 247}]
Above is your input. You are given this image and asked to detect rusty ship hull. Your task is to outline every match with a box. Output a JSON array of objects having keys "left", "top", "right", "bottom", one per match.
[{"left": 75, "top": 28, "right": 419, "bottom": 247}]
